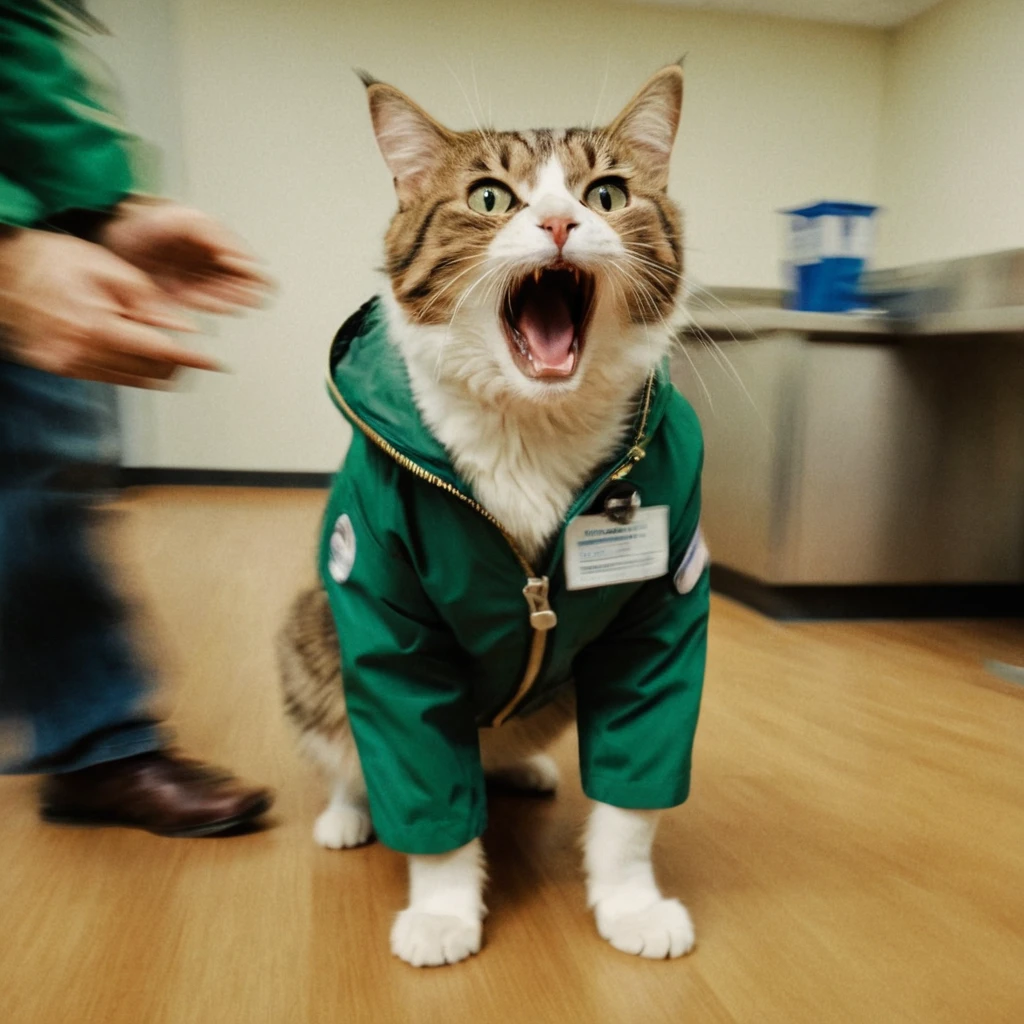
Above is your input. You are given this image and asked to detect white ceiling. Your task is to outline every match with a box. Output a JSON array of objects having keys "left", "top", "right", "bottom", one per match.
[{"left": 615, "top": 0, "right": 945, "bottom": 28}]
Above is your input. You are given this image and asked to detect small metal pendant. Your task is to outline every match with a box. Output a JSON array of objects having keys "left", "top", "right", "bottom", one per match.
[{"left": 600, "top": 481, "right": 641, "bottom": 525}]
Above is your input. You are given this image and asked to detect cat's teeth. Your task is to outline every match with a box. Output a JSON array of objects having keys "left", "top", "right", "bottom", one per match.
[{"left": 532, "top": 269, "right": 542, "bottom": 284}]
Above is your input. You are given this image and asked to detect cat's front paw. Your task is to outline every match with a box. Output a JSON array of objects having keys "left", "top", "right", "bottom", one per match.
[
  {"left": 313, "top": 803, "right": 373, "bottom": 849},
  {"left": 390, "top": 909, "right": 482, "bottom": 967},
  {"left": 596, "top": 897, "right": 695, "bottom": 959}
]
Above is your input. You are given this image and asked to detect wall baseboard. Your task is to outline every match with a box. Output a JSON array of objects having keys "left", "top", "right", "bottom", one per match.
[
  {"left": 117, "top": 468, "right": 332, "bottom": 489},
  {"left": 711, "top": 565, "right": 1023, "bottom": 621}
]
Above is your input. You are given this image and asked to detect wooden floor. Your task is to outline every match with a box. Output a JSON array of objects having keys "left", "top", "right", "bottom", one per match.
[{"left": 2, "top": 488, "right": 1023, "bottom": 1024}]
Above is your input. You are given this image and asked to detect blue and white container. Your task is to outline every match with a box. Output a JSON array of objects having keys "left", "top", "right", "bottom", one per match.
[{"left": 781, "top": 201, "right": 879, "bottom": 313}]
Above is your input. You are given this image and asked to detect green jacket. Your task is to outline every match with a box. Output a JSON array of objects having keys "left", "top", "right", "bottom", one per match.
[
  {"left": 319, "top": 299, "right": 710, "bottom": 855},
  {"left": 0, "top": 0, "right": 133, "bottom": 228}
]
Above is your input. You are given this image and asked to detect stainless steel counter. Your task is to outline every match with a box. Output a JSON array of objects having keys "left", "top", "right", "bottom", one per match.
[
  {"left": 672, "top": 255, "right": 1024, "bottom": 603},
  {"left": 681, "top": 305, "right": 1024, "bottom": 340}
]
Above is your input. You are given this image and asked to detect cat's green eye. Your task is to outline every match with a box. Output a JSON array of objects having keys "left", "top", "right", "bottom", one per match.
[
  {"left": 585, "top": 180, "right": 629, "bottom": 213},
  {"left": 468, "top": 182, "right": 516, "bottom": 215}
]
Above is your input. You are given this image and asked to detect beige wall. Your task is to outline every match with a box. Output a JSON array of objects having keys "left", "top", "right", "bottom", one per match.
[
  {"left": 877, "top": 0, "right": 1024, "bottom": 268},
  {"left": 96, "top": 0, "right": 886, "bottom": 470}
]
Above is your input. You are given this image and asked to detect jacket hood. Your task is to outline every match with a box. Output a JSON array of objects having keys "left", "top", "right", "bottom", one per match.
[{"left": 327, "top": 296, "right": 674, "bottom": 490}]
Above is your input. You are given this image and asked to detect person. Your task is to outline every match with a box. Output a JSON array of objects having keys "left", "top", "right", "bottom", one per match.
[{"left": 0, "top": 0, "right": 273, "bottom": 836}]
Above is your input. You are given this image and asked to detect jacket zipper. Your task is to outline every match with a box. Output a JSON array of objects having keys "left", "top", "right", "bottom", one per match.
[
  {"left": 610, "top": 370, "right": 655, "bottom": 481},
  {"left": 325, "top": 369, "right": 655, "bottom": 727}
]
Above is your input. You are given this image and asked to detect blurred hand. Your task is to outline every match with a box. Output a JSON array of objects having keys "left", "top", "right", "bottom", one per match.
[
  {"left": 99, "top": 199, "right": 271, "bottom": 313},
  {"left": 0, "top": 229, "right": 217, "bottom": 389}
]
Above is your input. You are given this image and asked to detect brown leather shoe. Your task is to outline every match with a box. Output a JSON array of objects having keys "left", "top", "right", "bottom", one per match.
[{"left": 40, "top": 750, "right": 274, "bottom": 837}]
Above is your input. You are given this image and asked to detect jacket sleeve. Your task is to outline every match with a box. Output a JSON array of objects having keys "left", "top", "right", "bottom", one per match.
[
  {"left": 0, "top": 0, "right": 134, "bottom": 227},
  {"left": 572, "top": 483, "right": 710, "bottom": 811},
  {"left": 319, "top": 454, "right": 486, "bottom": 856}
]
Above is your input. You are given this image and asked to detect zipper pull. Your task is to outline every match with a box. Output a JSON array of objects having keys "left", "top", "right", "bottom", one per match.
[
  {"left": 523, "top": 577, "right": 557, "bottom": 630},
  {"left": 626, "top": 444, "right": 646, "bottom": 464}
]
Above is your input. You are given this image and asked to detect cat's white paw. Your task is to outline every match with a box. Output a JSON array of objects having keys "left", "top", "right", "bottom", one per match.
[
  {"left": 390, "top": 909, "right": 482, "bottom": 967},
  {"left": 596, "top": 897, "right": 695, "bottom": 959},
  {"left": 313, "top": 803, "right": 373, "bottom": 849},
  {"left": 486, "top": 753, "right": 559, "bottom": 794}
]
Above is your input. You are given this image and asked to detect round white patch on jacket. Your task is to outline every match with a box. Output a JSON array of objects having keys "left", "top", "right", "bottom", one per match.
[{"left": 328, "top": 514, "right": 357, "bottom": 583}]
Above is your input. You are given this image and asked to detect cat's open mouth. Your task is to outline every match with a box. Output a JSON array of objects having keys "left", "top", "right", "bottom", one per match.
[{"left": 502, "top": 266, "right": 595, "bottom": 380}]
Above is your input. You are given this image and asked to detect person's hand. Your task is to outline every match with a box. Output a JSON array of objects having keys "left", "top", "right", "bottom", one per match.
[
  {"left": 99, "top": 198, "right": 271, "bottom": 313},
  {"left": 0, "top": 229, "right": 217, "bottom": 388}
]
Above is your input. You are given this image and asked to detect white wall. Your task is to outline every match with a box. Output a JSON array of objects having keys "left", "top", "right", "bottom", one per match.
[
  {"left": 93, "top": 0, "right": 885, "bottom": 471},
  {"left": 877, "top": 0, "right": 1024, "bottom": 268},
  {"left": 88, "top": 0, "right": 186, "bottom": 467}
]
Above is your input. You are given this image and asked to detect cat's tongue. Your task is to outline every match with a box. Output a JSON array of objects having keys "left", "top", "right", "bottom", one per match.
[{"left": 516, "top": 278, "right": 576, "bottom": 375}]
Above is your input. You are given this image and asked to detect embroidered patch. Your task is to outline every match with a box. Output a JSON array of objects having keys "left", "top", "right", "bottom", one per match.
[
  {"left": 674, "top": 525, "right": 709, "bottom": 594},
  {"left": 328, "top": 514, "right": 357, "bottom": 584}
]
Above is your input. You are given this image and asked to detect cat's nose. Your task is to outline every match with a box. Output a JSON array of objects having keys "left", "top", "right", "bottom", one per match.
[{"left": 540, "top": 216, "right": 578, "bottom": 251}]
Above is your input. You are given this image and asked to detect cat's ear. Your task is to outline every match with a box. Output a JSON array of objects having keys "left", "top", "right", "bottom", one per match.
[
  {"left": 359, "top": 73, "right": 454, "bottom": 204},
  {"left": 607, "top": 64, "right": 683, "bottom": 187}
]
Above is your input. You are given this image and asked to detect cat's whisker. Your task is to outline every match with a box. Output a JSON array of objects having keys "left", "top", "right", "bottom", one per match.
[
  {"left": 603, "top": 268, "right": 629, "bottom": 319},
  {"left": 675, "top": 311, "right": 737, "bottom": 387},
  {"left": 470, "top": 58, "right": 486, "bottom": 131},
  {"left": 627, "top": 270, "right": 738, "bottom": 422},
  {"left": 468, "top": 58, "right": 500, "bottom": 149},
  {"left": 414, "top": 252, "right": 493, "bottom": 299},
  {"left": 617, "top": 254, "right": 678, "bottom": 308},
  {"left": 436, "top": 261, "right": 510, "bottom": 379},
  {"left": 680, "top": 290, "right": 745, "bottom": 352},
  {"left": 619, "top": 250, "right": 680, "bottom": 278},
  {"left": 435, "top": 264, "right": 502, "bottom": 347},
  {"left": 617, "top": 258, "right": 687, "bottom": 335},
  {"left": 636, "top": 268, "right": 764, "bottom": 423},
  {"left": 606, "top": 264, "right": 661, "bottom": 380},
  {"left": 442, "top": 58, "right": 501, "bottom": 159},
  {"left": 675, "top": 282, "right": 765, "bottom": 393},
  {"left": 611, "top": 262, "right": 714, "bottom": 412},
  {"left": 675, "top": 311, "right": 730, "bottom": 374},
  {"left": 678, "top": 290, "right": 767, "bottom": 424},
  {"left": 416, "top": 254, "right": 496, "bottom": 320},
  {"left": 415, "top": 256, "right": 492, "bottom": 307},
  {"left": 590, "top": 50, "right": 612, "bottom": 130},
  {"left": 676, "top": 311, "right": 767, "bottom": 428},
  {"left": 613, "top": 226, "right": 674, "bottom": 241},
  {"left": 679, "top": 321, "right": 761, "bottom": 425},
  {"left": 610, "top": 260, "right": 669, "bottom": 320},
  {"left": 442, "top": 58, "right": 485, "bottom": 135},
  {"left": 673, "top": 334, "right": 714, "bottom": 412},
  {"left": 619, "top": 249, "right": 683, "bottom": 283},
  {"left": 609, "top": 263, "right": 669, "bottom": 341},
  {"left": 684, "top": 277, "right": 762, "bottom": 342},
  {"left": 615, "top": 237, "right": 679, "bottom": 258}
]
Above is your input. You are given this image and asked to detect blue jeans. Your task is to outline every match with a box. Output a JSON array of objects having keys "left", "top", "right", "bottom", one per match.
[{"left": 0, "top": 361, "right": 161, "bottom": 774}]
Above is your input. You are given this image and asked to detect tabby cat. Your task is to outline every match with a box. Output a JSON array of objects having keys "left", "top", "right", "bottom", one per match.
[{"left": 279, "top": 63, "right": 711, "bottom": 968}]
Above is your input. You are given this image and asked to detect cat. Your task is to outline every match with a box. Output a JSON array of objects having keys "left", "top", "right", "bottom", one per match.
[{"left": 278, "top": 62, "right": 711, "bottom": 968}]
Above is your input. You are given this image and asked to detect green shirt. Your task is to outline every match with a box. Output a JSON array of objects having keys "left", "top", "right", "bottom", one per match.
[
  {"left": 319, "top": 298, "right": 710, "bottom": 854},
  {"left": 0, "top": 0, "right": 133, "bottom": 227}
]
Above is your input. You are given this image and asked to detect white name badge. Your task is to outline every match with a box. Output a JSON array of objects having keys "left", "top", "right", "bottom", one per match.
[{"left": 564, "top": 506, "right": 669, "bottom": 591}]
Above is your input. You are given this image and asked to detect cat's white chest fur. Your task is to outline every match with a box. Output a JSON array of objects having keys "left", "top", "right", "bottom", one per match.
[
  {"left": 382, "top": 291, "right": 667, "bottom": 563},
  {"left": 412, "top": 387, "right": 618, "bottom": 562}
]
